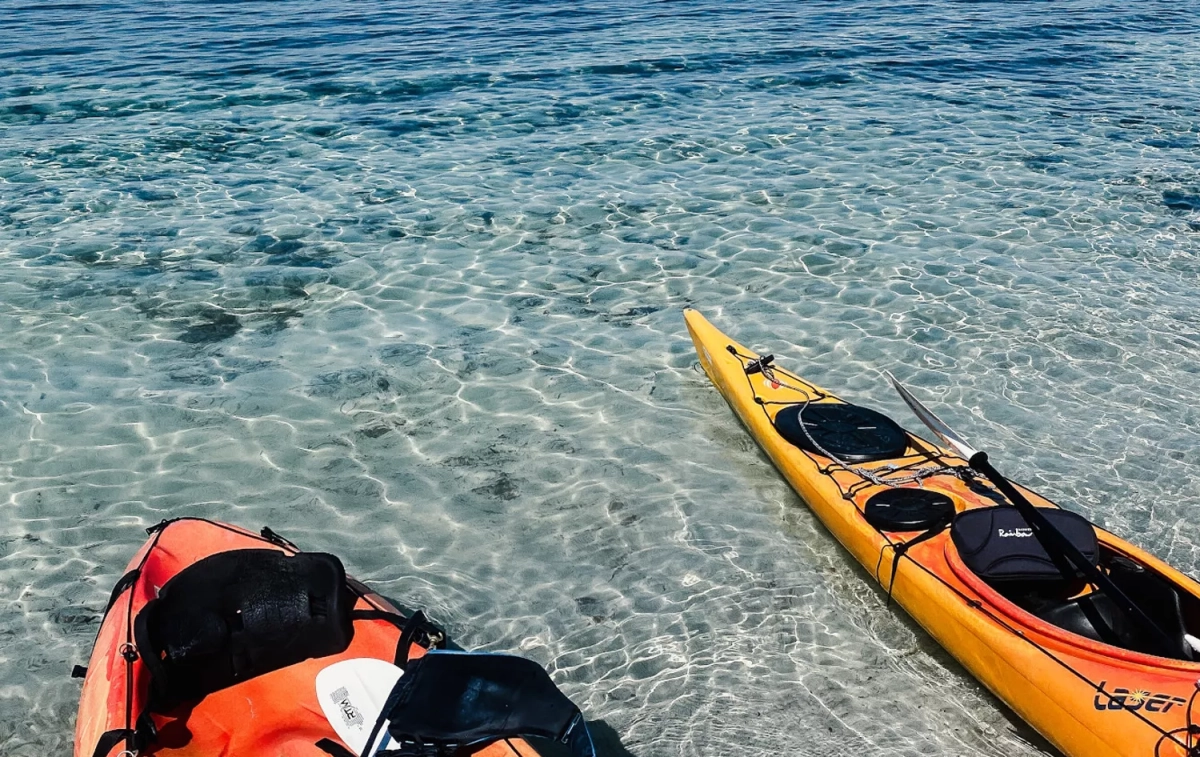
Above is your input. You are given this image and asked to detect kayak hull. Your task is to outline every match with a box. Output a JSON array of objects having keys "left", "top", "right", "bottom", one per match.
[{"left": 685, "top": 308, "right": 1200, "bottom": 757}]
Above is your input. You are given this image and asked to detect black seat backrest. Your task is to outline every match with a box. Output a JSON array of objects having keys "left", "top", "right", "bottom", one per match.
[
  {"left": 951, "top": 505, "right": 1098, "bottom": 585},
  {"left": 134, "top": 548, "right": 355, "bottom": 712}
]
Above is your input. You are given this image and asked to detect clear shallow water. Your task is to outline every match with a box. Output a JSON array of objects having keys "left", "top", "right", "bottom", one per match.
[{"left": 2, "top": 1, "right": 1200, "bottom": 754}]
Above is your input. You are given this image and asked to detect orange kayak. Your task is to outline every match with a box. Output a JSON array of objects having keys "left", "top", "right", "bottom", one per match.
[
  {"left": 74, "top": 517, "right": 582, "bottom": 757},
  {"left": 685, "top": 308, "right": 1200, "bottom": 757}
]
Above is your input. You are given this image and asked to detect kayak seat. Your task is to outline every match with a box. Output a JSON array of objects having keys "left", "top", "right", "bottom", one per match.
[
  {"left": 774, "top": 402, "right": 910, "bottom": 464},
  {"left": 951, "top": 505, "right": 1098, "bottom": 585},
  {"left": 371, "top": 651, "right": 596, "bottom": 757},
  {"left": 952, "top": 505, "right": 1104, "bottom": 637},
  {"left": 134, "top": 548, "right": 356, "bottom": 712}
]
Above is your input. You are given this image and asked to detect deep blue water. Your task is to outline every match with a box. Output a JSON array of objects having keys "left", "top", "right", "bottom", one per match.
[{"left": 2, "top": 2, "right": 1200, "bottom": 755}]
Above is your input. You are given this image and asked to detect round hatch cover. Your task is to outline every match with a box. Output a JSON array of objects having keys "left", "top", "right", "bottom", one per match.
[
  {"left": 774, "top": 402, "right": 909, "bottom": 463},
  {"left": 864, "top": 488, "right": 955, "bottom": 532}
]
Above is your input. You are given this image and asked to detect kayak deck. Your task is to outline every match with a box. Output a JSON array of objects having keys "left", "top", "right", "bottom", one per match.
[
  {"left": 74, "top": 519, "right": 540, "bottom": 757},
  {"left": 685, "top": 308, "right": 1200, "bottom": 757}
]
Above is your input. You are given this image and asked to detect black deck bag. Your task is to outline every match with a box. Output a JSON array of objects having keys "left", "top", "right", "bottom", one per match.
[
  {"left": 371, "top": 651, "right": 595, "bottom": 757},
  {"left": 134, "top": 548, "right": 355, "bottom": 712},
  {"left": 950, "top": 505, "right": 1098, "bottom": 585}
]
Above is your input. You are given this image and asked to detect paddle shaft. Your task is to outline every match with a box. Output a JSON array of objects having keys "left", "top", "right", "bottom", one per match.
[{"left": 968, "top": 451, "right": 1183, "bottom": 659}]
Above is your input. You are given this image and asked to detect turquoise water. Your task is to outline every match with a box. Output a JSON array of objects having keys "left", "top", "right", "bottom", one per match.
[{"left": 3, "top": 1, "right": 1200, "bottom": 754}]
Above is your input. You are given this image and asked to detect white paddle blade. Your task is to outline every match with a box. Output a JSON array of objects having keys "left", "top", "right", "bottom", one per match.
[
  {"left": 884, "top": 371, "right": 979, "bottom": 460},
  {"left": 316, "top": 658, "right": 404, "bottom": 755}
]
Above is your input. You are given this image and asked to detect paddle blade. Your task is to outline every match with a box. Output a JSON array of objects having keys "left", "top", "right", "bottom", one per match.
[
  {"left": 884, "top": 371, "right": 979, "bottom": 460},
  {"left": 316, "top": 658, "right": 404, "bottom": 755}
]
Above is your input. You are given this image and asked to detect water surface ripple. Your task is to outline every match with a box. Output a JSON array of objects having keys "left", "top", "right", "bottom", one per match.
[{"left": 2, "top": 1, "right": 1199, "bottom": 755}]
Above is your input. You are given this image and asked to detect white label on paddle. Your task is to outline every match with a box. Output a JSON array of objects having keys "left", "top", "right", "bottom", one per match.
[{"left": 315, "top": 658, "right": 404, "bottom": 755}]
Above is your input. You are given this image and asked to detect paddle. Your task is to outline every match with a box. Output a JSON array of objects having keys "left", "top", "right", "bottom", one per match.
[
  {"left": 315, "top": 658, "right": 403, "bottom": 755},
  {"left": 884, "top": 372, "right": 1186, "bottom": 661}
]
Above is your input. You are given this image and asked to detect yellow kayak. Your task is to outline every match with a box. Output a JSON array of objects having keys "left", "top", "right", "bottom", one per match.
[{"left": 685, "top": 308, "right": 1200, "bottom": 757}]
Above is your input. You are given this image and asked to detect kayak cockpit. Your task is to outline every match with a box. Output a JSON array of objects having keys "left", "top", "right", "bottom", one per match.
[
  {"left": 946, "top": 522, "right": 1200, "bottom": 664},
  {"left": 1012, "top": 549, "right": 1194, "bottom": 659}
]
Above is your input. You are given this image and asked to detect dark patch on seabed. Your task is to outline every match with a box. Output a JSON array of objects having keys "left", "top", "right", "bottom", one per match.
[
  {"left": 1163, "top": 191, "right": 1200, "bottom": 212},
  {"left": 306, "top": 368, "right": 395, "bottom": 400},
  {"left": 178, "top": 310, "right": 242, "bottom": 344},
  {"left": 472, "top": 473, "right": 521, "bottom": 501},
  {"left": 1022, "top": 154, "right": 1067, "bottom": 172}
]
